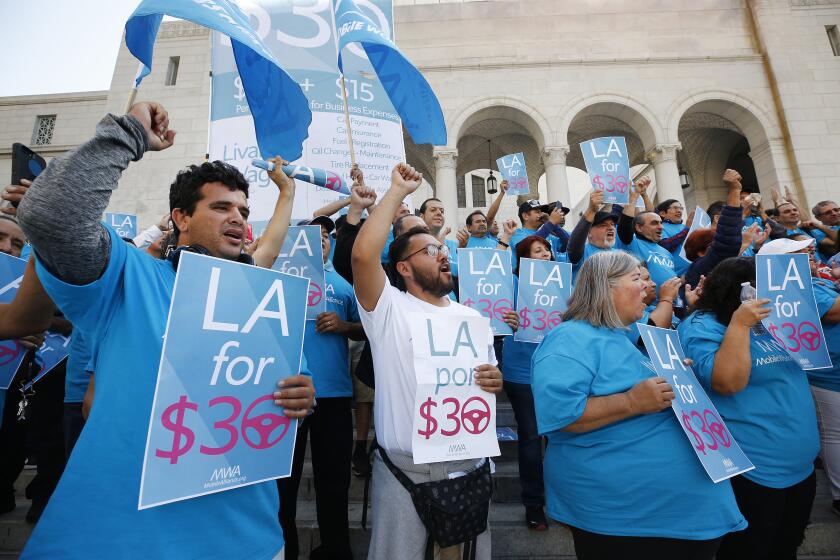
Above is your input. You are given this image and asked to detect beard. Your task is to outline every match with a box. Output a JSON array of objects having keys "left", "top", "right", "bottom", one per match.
[{"left": 414, "top": 266, "right": 454, "bottom": 297}]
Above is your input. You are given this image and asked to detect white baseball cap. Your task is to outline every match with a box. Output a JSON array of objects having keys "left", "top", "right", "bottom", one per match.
[{"left": 757, "top": 237, "right": 814, "bottom": 255}]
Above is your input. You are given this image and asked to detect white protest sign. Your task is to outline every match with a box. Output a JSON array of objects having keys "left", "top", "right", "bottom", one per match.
[{"left": 409, "top": 313, "right": 499, "bottom": 464}]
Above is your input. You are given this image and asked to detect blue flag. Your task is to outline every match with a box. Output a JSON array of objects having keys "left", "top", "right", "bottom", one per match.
[
  {"left": 334, "top": 0, "right": 446, "bottom": 145},
  {"left": 756, "top": 254, "right": 832, "bottom": 370},
  {"left": 457, "top": 249, "right": 515, "bottom": 336},
  {"left": 638, "top": 324, "right": 755, "bottom": 483},
  {"left": 125, "top": 0, "right": 311, "bottom": 160},
  {"left": 139, "top": 252, "right": 309, "bottom": 509},
  {"left": 0, "top": 253, "right": 28, "bottom": 390}
]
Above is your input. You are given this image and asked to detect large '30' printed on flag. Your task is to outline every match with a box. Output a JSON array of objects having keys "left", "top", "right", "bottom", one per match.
[{"left": 139, "top": 252, "right": 309, "bottom": 509}]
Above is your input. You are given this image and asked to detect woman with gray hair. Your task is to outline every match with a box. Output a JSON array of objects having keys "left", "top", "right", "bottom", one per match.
[{"left": 532, "top": 251, "right": 745, "bottom": 559}]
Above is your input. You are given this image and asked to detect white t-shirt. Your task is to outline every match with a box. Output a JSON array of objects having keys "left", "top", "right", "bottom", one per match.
[{"left": 358, "top": 283, "right": 496, "bottom": 455}]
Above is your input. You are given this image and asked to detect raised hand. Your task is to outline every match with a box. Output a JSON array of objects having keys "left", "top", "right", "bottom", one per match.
[
  {"left": 391, "top": 163, "right": 422, "bottom": 193},
  {"left": 456, "top": 227, "right": 470, "bottom": 248},
  {"left": 732, "top": 298, "right": 771, "bottom": 328},
  {"left": 350, "top": 164, "right": 364, "bottom": 187},
  {"left": 267, "top": 156, "right": 295, "bottom": 198},
  {"left": 350, "top": 184, "right": 377, "bottom": 210},
  {"left": 587, "top": 189, "right": 604, "bottom": 214},
  {"left": 1, "top": 179, "right": 32, "bottom": 215},
  {"left": 127, "top": 101, "right": 176, "bottom": 151},
  {"left": 722, "top": 168, "right": 742, "bottom": 188}
]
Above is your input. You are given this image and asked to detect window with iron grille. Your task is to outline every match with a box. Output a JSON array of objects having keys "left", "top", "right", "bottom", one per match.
[{"left": 32, "top": 115, "right": 56, "bottom": 146}]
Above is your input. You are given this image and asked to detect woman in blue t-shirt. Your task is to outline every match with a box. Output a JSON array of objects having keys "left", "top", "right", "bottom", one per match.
[
  {"left": 678, "top": 256, "right": 820, "bottom": 560},
  {"left": 502, "top": 234, "right": 554, "bottom": 531},
  {"left": 532, "top": 251, "right": 746, "bottom": 559}
]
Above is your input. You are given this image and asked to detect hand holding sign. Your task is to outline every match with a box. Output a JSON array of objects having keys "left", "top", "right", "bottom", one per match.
[
  {"left": 496, "top": 153, "right": 529, "bottom": 196},
  {"left": 637, "top": 324, "right": 754, "bottom": 482},
  {"left": 756, "top": 254, "right": 832, "bottom": 369}
]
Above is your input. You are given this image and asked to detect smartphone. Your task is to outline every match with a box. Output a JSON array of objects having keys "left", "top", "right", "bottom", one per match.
[{"left": 11, "top": 143, "right": 46, "bottom": 207}]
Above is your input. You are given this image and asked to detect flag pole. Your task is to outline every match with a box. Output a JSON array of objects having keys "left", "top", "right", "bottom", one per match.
[
  {"left": 124, "top": 63, "right": 145, "bottom": 113},
  {"left": 339, "top": 74, "right": 357, "bottom": 167}
]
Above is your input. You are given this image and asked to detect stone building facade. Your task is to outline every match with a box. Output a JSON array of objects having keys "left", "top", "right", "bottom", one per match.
[{"left": 0, "top": 0, "right": 838, "bottom": 232}]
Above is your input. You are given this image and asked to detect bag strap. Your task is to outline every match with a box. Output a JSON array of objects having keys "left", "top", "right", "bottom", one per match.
[
  {"left": 377, "top": 445, "right": 419, "bottom": 492},
  {"left": 361, "top": 438, "right": 378, "bottom": 530}
]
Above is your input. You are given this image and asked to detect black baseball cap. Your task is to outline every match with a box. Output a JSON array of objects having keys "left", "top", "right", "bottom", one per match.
[
  {"left": 518, "top": 199, "right": 551, "bottom": 217},
  {"left": 299, "top": 215, "right": 335, "bottom": 234},
  {"left": 546, "top": 201, "right": 571, "bottom": 215},
  {"left": 592, "top": 211, "right": 616, "bottom": 226}
]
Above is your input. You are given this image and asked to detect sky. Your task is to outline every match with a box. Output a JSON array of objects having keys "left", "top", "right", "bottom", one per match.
[{"left": 0, "top": 0, "right": 147, "bottom": 97}]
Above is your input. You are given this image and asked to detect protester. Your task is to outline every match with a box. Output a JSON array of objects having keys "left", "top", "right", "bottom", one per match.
[
  {"left": 352, "top": 163, "right": 503, "bottom": 559},
  {"left": 616, "top": 177, "right": 677, "bottom": 296},
  {"left": 566, "top": 189, "right": 616, "bottom": 276},
  {"left": 16, "top": 101, "right": 314, "bottom": 558},
  {"left": 278, "top": 215, "right": 364, "bottom": 560},
  {"left": 457, "top": 180, "right": 507, "bottom": 249},
  {"left": 418, "top": 197, "right": 459, "bottom": 276},
  {"left": 508, "top": 199, "right": 565, "bottom": 265},
  {"left": 683, "top": 169, "right": 750, "bottom": 289},
  {"left": 760, "top": 237, "right": 840, "bottom": 517},
  {"left": 331, "top": 169, "right": 379, "bottom": 479},
  {"left": 532, "top": 251, "right": 746, "bottom": 559},
  {"left": 501, "top": 235, "right": 552, "bottom": 531},
  {"left": 679, "top": 256, "right": 819, "bottom": 559},
  {"left": 807, "top": 200, "right": 840, "bottom": 262}
]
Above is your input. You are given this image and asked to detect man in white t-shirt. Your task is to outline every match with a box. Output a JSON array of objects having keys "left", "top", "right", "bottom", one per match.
[{"left": 352, "top": 164, "right": 504, "bottom": 560}]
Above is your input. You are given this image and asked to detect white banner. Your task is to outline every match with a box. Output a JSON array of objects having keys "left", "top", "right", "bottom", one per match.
[
  {"left": 209, "top": 0, "right": 406, "bottom": 232},
  {"left": 409, "top": 313, "right": 500, "bottom": 464}
]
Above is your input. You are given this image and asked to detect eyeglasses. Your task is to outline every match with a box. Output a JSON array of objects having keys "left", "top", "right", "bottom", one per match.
[{"left": 400, "top": 243, "right": 450, "bottom": 262}]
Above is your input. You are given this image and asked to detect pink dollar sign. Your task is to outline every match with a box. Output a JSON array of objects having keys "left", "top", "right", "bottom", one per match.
[{"left": 156, "top": 395, "right": 198, "bottom": 464}]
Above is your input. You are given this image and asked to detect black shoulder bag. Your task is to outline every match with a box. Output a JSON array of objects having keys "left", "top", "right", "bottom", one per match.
[{"left": 377, "top": 444, "right": 492, "bottom": 560}]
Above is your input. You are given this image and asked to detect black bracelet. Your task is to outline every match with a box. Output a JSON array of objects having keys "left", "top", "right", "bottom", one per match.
[{"left": 498, "top": 241, "right": 509, "bottom": 248}]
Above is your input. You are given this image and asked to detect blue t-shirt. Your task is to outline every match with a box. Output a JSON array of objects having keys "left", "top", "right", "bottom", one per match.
[
  {"left": 812, "top": 225, "right": 839, "bottom": 262},
  {"left": 25, "top": 226, "right": 284, "bottom": 559},
  {"left": 444, "top": 238, "right": 459, "bottom": 277},
  {"left": 661, "top": 221, "right": 685, "bottom": 240},
  {"left": 572, "top": 243, "right": 614, "bottom": 279},
  {"left": 466, "top": 235, "right": 498, "bottom": 249},
  {"left": 624, "top": 306, "right": 654, "bottom": 348},
  {"left": 304, "top": 266, "right": 360, "bottom": 398},
  {"left": 380, "top": 230, "right": 394, "bottom": 264},
  {"left": 64, "top": 330, "right": 92, "bottom": 404},
  {"left": 678, "top": 311, "right": 819, "bottom": 488},
  {"left": 531, "top": 320, "right": 745, "bottom": 539},
  {"left": 810, "top": 279, "right": 840, "bottom": 392},
  {"left": 618, "top": 236, "right": 677, "bottom": 292}
]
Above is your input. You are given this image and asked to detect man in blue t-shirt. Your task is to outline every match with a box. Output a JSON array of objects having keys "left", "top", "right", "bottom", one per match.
[
  {"left": 458, "top": 210, "right": 499, "bottom": 249},
  {"left": 616, "top": 178, "right": 678, "bottom": 298},
  {"left": 278, "top": 215, "right": 363, "bottom": 560},
  {"left": 508, "top": 199, "right": 569, "bottom": 266},
  {"left": 566, "top": 189, "right": 617, "bottom": 276},
  {"left": 16, "top": 101, "right": 315, "bottom": 559},
  {"left": 419, "top": 197, "right": 460, "bottom": 277},
  {"left": 809, "top": 200, "right": 839, "bottom": 262},
  {"left": 656, "top": 198, "right": 690, "bottom": 275}
]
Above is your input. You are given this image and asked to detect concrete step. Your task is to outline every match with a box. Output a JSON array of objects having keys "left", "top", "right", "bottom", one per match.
[{"left": 3, "top": 468, "right": 839, "bottom": 558}]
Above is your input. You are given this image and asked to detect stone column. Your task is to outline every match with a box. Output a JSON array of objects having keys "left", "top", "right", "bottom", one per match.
[
  {"left": 646, "top": 143, "right": 685, "bottom": 208},
  {"left": 542, "top": 146, "right": 571, "bottom": 205},
  {"left": 433, "top": 148, "right": 459, "bottom": 238}
]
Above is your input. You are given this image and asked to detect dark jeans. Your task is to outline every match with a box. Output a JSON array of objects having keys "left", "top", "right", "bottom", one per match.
[
  {"left": 62, "top": 402, "right": 85, "bottom": 458},
  {"left": 493, "top": 337, "right": 504, "bottom": 373},
  {"left": 503, "top": 380, "right": 544, "bottom": 507},
  {"left": 278, "top": 397, "right": 353, "bottom": 559},
  {"left": 717, "top": 471, "right": 816, "bottom": 560},
  {"left": 0, "top": 359, "right": 66, "bottom": 508},
  {"left": 570, "top": 526, "right": 722, "bottom": 560}
]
